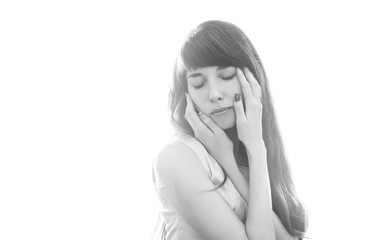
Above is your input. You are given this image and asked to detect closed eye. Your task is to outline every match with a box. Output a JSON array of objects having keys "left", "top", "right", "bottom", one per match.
[
  {"left": 193, "top": 82, "right": 205, "bottom": 89},
  {"left": 193, "top": 74, "right": 235, "bottom": 89},
  {"left": 222, "top": 74, "right": 236, "bottom": 80}
]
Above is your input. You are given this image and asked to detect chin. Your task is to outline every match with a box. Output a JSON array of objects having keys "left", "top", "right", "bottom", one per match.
[
  {"left": 211, "top": 111, "right": 236, "bottom": 130},
  {"left": 219, "top": 120, "right": 236, "bottom": 130}
]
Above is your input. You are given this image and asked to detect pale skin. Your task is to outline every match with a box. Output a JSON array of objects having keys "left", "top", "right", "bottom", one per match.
[
  {"left": 185, "top": 67, "right": 296, "bottom": 240},
  {"left": 155, "top": 67, "right": 296, "bottom": 240}
]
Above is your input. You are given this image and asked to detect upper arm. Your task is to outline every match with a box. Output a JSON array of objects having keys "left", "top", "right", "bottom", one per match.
[{"left": 154, "top": 143, "right": 248, "bottom": 240}]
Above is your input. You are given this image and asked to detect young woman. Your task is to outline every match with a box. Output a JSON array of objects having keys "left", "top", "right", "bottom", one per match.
[{"left": 152, "top": 20, "right": 308, "bottom": 240}]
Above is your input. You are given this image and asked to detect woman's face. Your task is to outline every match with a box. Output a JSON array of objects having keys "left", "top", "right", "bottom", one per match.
[{"left": 187, "top": 66, "right": 242, "bottom": 129}]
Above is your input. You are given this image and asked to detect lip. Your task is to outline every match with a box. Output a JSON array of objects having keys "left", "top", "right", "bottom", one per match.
[{"left": 211, "top": 107, "right": 232, "bottom": 115}]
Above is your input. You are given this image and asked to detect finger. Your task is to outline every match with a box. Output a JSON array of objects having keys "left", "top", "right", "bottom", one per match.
[
  {"left": 237, "top": 68, "right": 253, "bottom": 105},
  {"left": 185, "top": 93, "right": 210, "bottom": 134},
  {"left": 198, "top": 112, "right": 223, "bottom": 135},
  {"left": 185, "top": 110, "right": 199, "bottom": 133},
  {"left": 185, "top": 93, "right": 197, "bottom": 114},
  {"left": 184, "top": 93, "right": 199, "bottom": 131},
  {"left": 234, "top": 93, "right": 248, "bottom": 123},
  {"left": 244, "top": 67, "right": 261, "bottom": 101}
]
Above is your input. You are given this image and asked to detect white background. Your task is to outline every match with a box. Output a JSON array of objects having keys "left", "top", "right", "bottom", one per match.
[{"left": 1, "top": 0, "right": 367, "bottom": 239}]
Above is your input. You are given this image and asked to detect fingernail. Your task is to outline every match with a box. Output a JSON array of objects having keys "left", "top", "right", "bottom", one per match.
[{"left": 235, "top": 93, "right": 240, "bottom": 102}]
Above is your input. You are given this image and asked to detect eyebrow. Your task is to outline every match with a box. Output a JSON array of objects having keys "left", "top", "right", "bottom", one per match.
[
  {"left": 187, "top": 66, "right": 233, "bottom": 79},
  {"left": 187, "top": 72, "right": 202, "bottom": 79}
]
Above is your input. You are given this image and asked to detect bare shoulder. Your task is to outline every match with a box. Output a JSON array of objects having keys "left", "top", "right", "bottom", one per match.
[
  {"left": 153, "top": 142, "right": 207, "bottom": 185},
  {"left": 153, "top": 144, "right": 249, "bottom": 240}
]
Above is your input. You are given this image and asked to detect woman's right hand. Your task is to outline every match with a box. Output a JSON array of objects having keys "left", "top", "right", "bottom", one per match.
[{"left": 185, "top": 93, "right": 236, "bottom": 170}]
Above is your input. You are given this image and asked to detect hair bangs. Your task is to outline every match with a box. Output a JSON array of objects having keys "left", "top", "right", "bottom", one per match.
[{"left": 180, "top": 27, "right": 246, "bottom": 72}]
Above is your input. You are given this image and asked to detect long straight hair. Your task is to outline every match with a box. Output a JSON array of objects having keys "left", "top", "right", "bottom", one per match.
[{"left": 153, "top": 20, "right": 308, "bottom": 239}]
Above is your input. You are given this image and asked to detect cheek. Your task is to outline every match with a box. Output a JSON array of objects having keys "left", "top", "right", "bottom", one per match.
[
  {"left": 227, "top": 81, "right": 242, "bottom": 96},
  {"left": 188, "top": 91, "right": 204, "bottom": 111},
  {"left": 188, "top": 90, "right": 198, "bottom": 103}
]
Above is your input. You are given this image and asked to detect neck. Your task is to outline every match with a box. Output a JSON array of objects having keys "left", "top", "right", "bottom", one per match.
[
  {"left": 224, "top": 125, "right": 238, "bottom": 143},
  {"left": 224, "top": 125, "right": 240, "bottom": 158},
  {"left": 224, "top": 125, "right": 248, "bottom": 167}
]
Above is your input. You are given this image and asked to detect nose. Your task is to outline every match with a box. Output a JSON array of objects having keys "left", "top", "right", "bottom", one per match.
[{"left": 208, "top": 83, "right": 223, "bottom": 102}]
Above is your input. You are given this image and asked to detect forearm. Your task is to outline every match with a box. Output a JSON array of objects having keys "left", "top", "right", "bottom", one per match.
[
  {"left": 224, "top": 144, "right": 275, "bottom": 240},
  {"left": 225, "top": 161, "right": 296, "bottom": 240},
  {"left": 245, "top": 144, "right": 275, "bottom": 240},
  {"left": 225, "top": 147, "right": 298, "bottom": 240}
]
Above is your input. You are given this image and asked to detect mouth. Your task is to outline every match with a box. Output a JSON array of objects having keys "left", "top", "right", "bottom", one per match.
[{"left": 211, "top": 107, "right": 232, "bottom": 116}]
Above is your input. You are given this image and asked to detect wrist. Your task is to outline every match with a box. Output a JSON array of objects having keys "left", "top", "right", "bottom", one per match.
[
  {"left": 245, "top": 140, "right": 266, "bottom": 153},
  {"left": 245, "top": 142, "right": 267, "bottom": 164}
]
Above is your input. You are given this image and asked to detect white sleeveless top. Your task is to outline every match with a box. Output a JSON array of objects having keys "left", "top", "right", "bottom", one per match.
[{"left": 152, "top": 133, "right": 248, "bottom": 240}]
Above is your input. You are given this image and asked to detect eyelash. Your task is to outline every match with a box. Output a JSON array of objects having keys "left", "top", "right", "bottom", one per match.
[
  {"left": 223, "top": 74, "right": 236, "bottom": 80},
  {"left": 193, "top": 74, "right": 236, "bottom": 89}
]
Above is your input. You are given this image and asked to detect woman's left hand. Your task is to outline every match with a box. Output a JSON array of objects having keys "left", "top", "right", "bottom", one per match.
[{"left": 234, "top": 68, "right": 265, "bottom": 149}]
